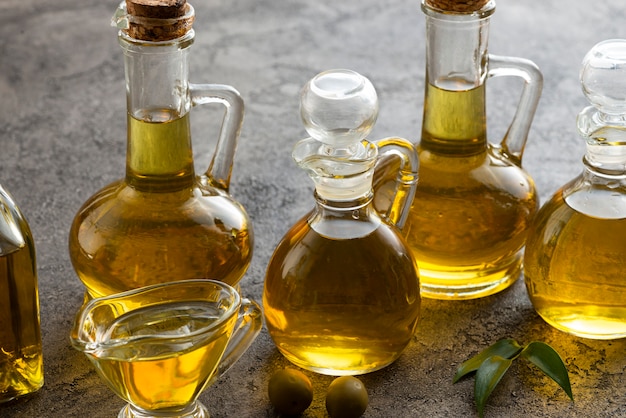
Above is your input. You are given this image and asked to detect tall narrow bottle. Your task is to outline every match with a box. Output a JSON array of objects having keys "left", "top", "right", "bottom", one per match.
[
  {"left": 69, "top": 0, "right": 252, "bottom": 298},
  {"left": 396, "top": 0, "right": 543, "bottom": 299},
  {"left": 524, "top": 39, "right": 626, "bottom": 339},
  {"left": 264, "top": 70, "right": 421, "bottom": 375},
  {"left": 0, "top": 184, "right": 43, "bottom": 402}
]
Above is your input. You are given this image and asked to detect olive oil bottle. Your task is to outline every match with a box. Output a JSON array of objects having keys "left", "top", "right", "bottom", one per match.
[
  {"left": 0, "top": 184, "right": 43, "bottom": 402},
  {"left": 388, "top": 0, "right": 543, "bottom": 299},
  {"left": 264, "top": 70, "right": 421, "bottom": 375},
  {"left": 524, "top": 40, "right": 626, "bottom": 339},
  {"left": 404, "top": 81, "right": 538, "bottom": 299},
  {"left": 69, "top": 0, "right": 252, "bottom": 298}
]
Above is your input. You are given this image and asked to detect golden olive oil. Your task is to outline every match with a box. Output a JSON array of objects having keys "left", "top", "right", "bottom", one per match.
[
  {"left": 0, "top": 237, "right": 43, "bottom": 402},
  {"left": 126, "top": 110, "right": 195, "bottom": 187},
  {"left": 263, "top": 215, "right": 421, "bottom": 375},
  {"left": 86, "top": 302, "right": 232, "bottom": 411},
  {"left": 403, "top": 83, "right": 538, "bottom": 299},
  {"left": 524, "top": 190, "right": 626, "bottom": 339},
  {"left": 420, "top": 80, "right": 487, "bottom": 156},
  {"left": 69, "top": 111, "right": 252, "bottom": 298}
]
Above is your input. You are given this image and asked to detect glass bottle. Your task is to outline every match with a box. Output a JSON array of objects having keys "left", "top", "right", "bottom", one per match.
[
  {"left": 0, "top": 184, "right": 43, "bottom": 402},
  {"left": 263, "top": 69, "right": 421, "bottom": 375},
  {"left": 397, "top": 0, "right": 543, "bottom": 299},
  {"left": 69, "top": 0, "right": 252, "bottom": 299},
  {"left": 524, "top": 39, "right": 626, "bottom": 340}
]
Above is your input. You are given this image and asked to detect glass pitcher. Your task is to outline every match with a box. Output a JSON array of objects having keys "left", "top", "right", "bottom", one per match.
[
  {"left": 393, "top": 0, "right": 543, "bottom": 300},
  {"left": 524, "top": 39, "right": 626, "bottom": 339},
  {"left": 69, "top": 1, "right": 253, "bottom": 299},
  {"left": 263, "top": 69, "right": 421, "bottom": 375}
]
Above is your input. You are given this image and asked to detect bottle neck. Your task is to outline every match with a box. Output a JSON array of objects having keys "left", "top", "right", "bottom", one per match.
[
  {"left": 420, "top": 2, "right": 493, "bottom": 155},
  {"left": 578, "top": 106, "right": 626, "bottom": 175},
  {"left": 119, "top": 31, "right": 196, "bottom": 191},
  {"left": 313, "top": 169, "right": 375, "bottom": 203},
  {"left": 314, "top": 187, "right": 374, "bottom": 210},
  {"left": 583, "top": 143, "right": 626, "bottom": 175},
  {"left": 310, "top": 191, "right": 380, "bottom": 239},
  {"left": 294, "top": 137, "right": 378, "bottom": 202},
  {"left": 564, "top": 152, "right": 626, "bottom": 220}
]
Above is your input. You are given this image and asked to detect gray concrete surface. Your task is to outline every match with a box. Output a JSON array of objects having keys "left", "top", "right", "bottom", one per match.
[{"left": 1, "top": 0, "right": 625, "bottom": 417}]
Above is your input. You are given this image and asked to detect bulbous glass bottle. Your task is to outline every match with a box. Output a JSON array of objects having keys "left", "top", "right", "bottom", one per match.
[
  {"left": 263, "top": 69, "right": 421, "bottom": 375},
  {"left": 0, "top": 184, "right": 43, "bottom": 402},
  {"left": 393, "top": 0, "right": 543, "bottom": 299},
  {"left": 524, "top": 39, "right": 626, "bottom": 340},
  {"left": 69, "top": 1, "right": 252, "bottom": 298}
]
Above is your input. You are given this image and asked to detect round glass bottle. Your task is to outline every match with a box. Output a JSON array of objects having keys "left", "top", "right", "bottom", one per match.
[
  {"left": 263, "top": 70, "right": 421, "bottom": 375},
  {"left": 396, "top": 0, "right": 543, "bottom": 299},
  {"left": 524, "top": 39, "right": 626, "bottom": 340},
  {"left": 69, "top": 1, "right": 253, "bottom": 298}
]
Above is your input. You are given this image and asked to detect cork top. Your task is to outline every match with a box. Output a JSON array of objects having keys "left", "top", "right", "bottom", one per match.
[
  {"left": 424, "top": 0, "right": 492, "bottom": 13},
  {"left": 114, "top": 0, "right": 195, "bottom": 42},
  {"left": 127, "top": 0, "right": 188, "bottom": 18}
]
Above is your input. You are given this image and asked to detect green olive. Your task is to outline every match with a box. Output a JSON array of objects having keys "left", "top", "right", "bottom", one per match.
[
  {"left": 325, "top": 376, "right": 369, "bottom": 418},
  {"left": 268, "top": 368, "right": 314, "bottom": 416}
]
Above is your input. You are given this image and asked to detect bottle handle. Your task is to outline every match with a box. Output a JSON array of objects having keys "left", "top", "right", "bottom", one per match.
[
  {"left": 487, "top": 55, "right": 543, "bottom": 162},
  {"left": 373, "top": 137, "right": 419, "bottom": 229},
  {"left": 208, "top": 297, "right": 262, "bottom": 386},
  {"left": 189, "top": 83, "right": 245, "bottom": 191}
]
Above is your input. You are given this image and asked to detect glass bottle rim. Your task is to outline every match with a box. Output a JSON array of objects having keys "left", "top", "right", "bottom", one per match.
[{"left": 71, "top": 279, "right": 241, "bottom": 354}]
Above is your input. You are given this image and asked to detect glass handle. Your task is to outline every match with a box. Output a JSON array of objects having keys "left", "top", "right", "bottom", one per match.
[
  {"left": 189, "top": 83, "right": 245, "bottom": 191},
  {"left": 488, "top": 54, "right": 543, "bottom": 161},
  {"left": 209, "top": 297, "right": 262, "bottom": 385},
  {"left": 374, "top": 137, "right": 419, "bottom": 229}
]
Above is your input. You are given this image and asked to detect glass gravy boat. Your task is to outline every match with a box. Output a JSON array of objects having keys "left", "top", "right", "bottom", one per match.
[{"left": 70, "top": 279, "right": 262, "bottom": 418}]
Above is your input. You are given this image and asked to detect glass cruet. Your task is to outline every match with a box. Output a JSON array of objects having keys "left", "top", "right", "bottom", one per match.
[
  {"left": 263, "top": 69, "right": 421, "bottom": 375},
  {"left": 68, "top": 0, "right": 253, "bottom": 299},
  {"left": 0, "top": 184, "right": 43, "bottom": 402},
  {"left": 524, "top": 39, "right": 626, "bottom": 340},
  {"left": 386, "top": 0, "right": 543, "bottom": 300}
]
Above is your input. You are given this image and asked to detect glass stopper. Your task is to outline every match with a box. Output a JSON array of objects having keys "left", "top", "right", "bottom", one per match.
[
  {"left": 300, "top": 69, "right": 378, "bottom": 151},
  {"left": 581, "top": 39, "right": 626, "bottom": 116}
]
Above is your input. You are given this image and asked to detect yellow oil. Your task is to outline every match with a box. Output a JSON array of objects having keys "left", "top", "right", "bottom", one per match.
[
  {"left": 69, "top": 111, "right": 252, "bottom": 298},
  {"left": 126, "top": 110, "right": 195, "bottom": 187},
  {"left": 86, "top": 302, "right": 232, "bottom": 411},
  {"left": 524, "top": 190, "right": 626, "bottom": 339},
  {"left": 263, "top": 215, "right": 421, "bottom": 375},
  {"left": 0, "top": 233, "right": 43, "bottom": 402},
  {"left": 402, "top": 83, "right": 537, "bottom": 299}
]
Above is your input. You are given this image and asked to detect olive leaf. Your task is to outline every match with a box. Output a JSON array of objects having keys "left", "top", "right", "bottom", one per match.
[
  {"left": 453, "top": 338, "right": 522, "bottom": 383},
  {"left": 453, "top": 339, "right": 573, "bottom": 417},
  {"left": 474, "top": 355, "right": 513, "bottom": 418},
  {"left": 520, "top": 341, "right": 573, "bottom": 401}
]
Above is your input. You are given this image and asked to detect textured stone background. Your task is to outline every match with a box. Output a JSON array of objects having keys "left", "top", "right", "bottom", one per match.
[{"left": 1, "top": 0, "right": 625, "bottom": 417}]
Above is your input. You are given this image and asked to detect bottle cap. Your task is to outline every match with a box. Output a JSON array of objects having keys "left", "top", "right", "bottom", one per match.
[
  {"left": 424, "top": 0, "right": 493, "bottom": 13},
  {"left": 112, "top": 0, "right": 195, "bottom": 41},
  {"left": 126, "top": 0, "right": 187, "bottom": 19}
]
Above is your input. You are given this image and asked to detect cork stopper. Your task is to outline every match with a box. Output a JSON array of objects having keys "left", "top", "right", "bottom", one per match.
[
  {"left": 425, "top": 0, "right": 491, "bottom": 13},
  {"left": 122, "top": 0, "right": 194, "bottom": 41}
]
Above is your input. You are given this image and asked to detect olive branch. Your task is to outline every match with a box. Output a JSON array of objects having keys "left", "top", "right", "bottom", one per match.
[{"left": 453, "top": 338, "right": 574, "bottom": 417}]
